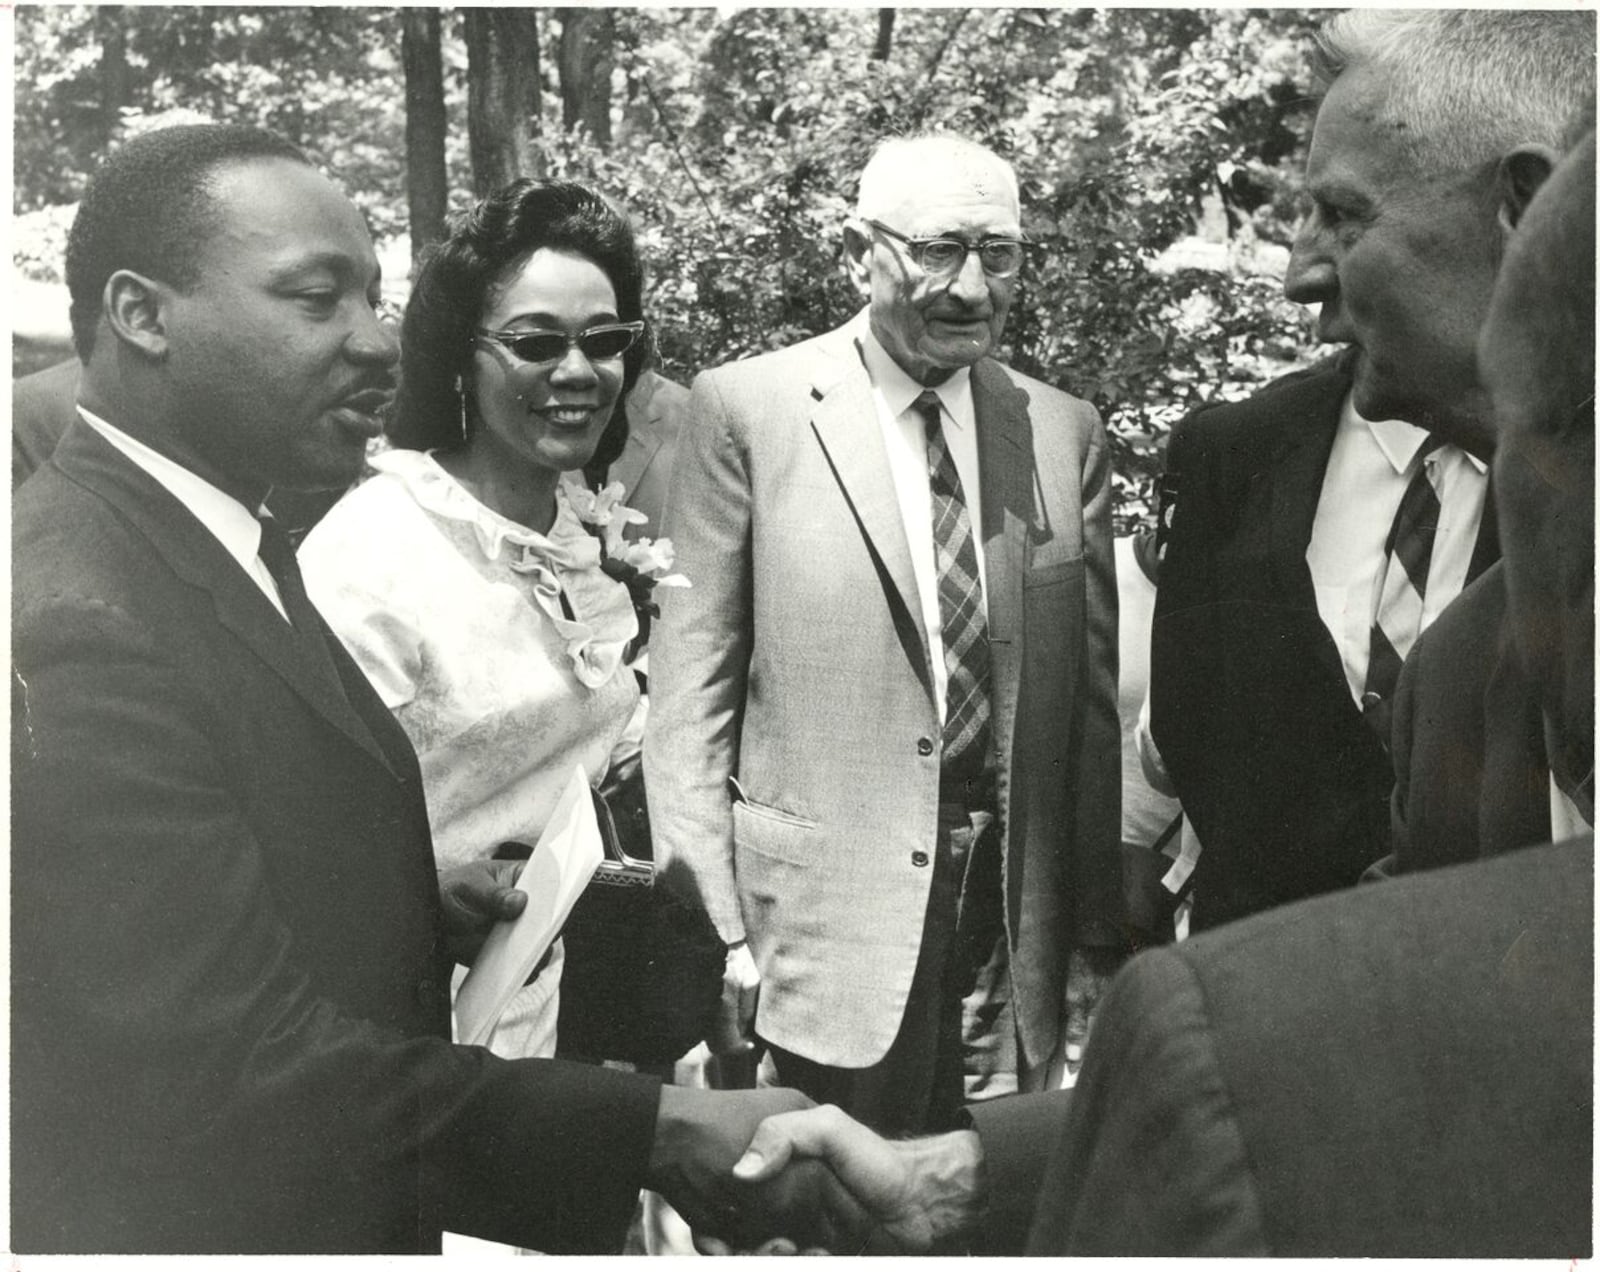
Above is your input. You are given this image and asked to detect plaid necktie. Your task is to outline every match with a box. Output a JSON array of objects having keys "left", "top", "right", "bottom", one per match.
[
  {"left": 915, "top": 390, "right": 992, "bottom": 779},
  {"left": 1361, "top": 435, "right": 1444, "bottom": 738}
]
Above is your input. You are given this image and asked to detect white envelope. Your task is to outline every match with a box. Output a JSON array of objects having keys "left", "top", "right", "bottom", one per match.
[{"left": 454, "top": 765, "right": 603, "bottom": 1048}]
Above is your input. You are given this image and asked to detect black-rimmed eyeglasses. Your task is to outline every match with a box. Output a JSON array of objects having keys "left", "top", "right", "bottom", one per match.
[
  {"left": 474, "top": 321, "right": 645, "bottom": 365},
  {"left": 864, "top": 220, "right": 1029, "bottom": 279}
]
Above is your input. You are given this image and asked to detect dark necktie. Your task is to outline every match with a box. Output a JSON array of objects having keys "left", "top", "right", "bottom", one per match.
[
  {"left": 256, "top": 514, "right": 345, "bottom": 688},
  {"left": 1362, "top": 435, "right": 1444, "bottom": 738},
  {"left": 914, "top": 390, "right": 992, "bottom": 780}
]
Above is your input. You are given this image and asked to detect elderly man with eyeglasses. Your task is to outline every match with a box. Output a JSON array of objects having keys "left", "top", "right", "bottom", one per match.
[{"left": 644, "top": 133, "right": 1122, "bottom": 1136}]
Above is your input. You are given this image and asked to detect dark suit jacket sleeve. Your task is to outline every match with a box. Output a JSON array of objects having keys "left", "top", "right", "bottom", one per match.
[
  {"left": 963, "top": 1090, "right": 1068, "bottom": 1253},
  {"left": 1022, "top": 950, "right": 1269, "bottom": 1255},
  {"left": 11, "top": 599, "right": 661, "bottom": 1251}
]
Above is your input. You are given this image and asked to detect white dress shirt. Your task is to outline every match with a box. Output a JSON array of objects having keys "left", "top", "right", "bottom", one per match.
[
  {"left": 858, "top": 321, "right": 987, "bottom": 726},
  {"left": 1307, "top": 393, "right": 1489, "bottom": 704},
  {"left": 78, "top": 407, "right": 289, "bottom": 621}
]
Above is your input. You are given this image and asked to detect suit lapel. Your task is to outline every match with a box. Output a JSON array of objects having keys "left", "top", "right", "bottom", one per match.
[
  {"left": 609, "top": 395, "right": 663, "bottom": 499},
  {"left": 52, "top": 422, "right": 400, "bottom": 776},
  {"left": 807, "top": 341, "right": 930, "bottom": 682},
  {"left": 971, "top": 360, "right": 1030, "bottom": 747},
  {"left": 1265, "top": 358, "right": 1351, "bottom": 687},
  {"left": 1267, "top": 387, "right": 1342, "bottom": 604},
  {"left": 1468, "top": 484, "right": 1500, "bottom": 582}
]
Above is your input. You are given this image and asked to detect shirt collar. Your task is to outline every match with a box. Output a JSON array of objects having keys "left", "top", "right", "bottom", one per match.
[
  {"left": 1341, "top": 392, "right": 1488, "bottom": 475},
  {"left": 856, "top": 313, "right": 973, "bottom": 425},
  {"left": 77, "top": 406, "right": 269, "bottom": 569}
]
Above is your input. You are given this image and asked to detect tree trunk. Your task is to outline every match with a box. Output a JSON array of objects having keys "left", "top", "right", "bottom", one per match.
[
  {"left": 872, "top": 8, "right": 895, "bottom": 61},
  {"left": 464, "top": 7, "right": 541, "bottom": 195},
  {"left": 558, "top": 8, "right": 614, "bottom": 145},
  {"left": 401, "top": 8, "right": 449, "bottom": 267},
  {"left": 95, "top": 5, "right": 130, "bottom": 140}
]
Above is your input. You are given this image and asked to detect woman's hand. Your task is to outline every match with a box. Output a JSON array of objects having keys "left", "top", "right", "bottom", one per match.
[{"left": 439, "top": 857, "right": 529, "bottom": 966}]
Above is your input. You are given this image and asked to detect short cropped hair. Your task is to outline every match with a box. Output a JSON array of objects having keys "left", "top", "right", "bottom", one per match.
[
  {"left": 854, "top": 133, "right": 1019, "bottom": 222},
  {"left": 65, "top": 124, "right": 309, "bottom": 358},
  {"left": 391, "top": 179, "right": 648, "bottom": 464},
  {"left": 1312, "top": 10, "right": 1596, "bottom": 175}
]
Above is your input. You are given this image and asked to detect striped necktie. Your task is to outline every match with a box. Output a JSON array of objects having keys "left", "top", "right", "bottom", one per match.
[
  {"left": 1362, "top": 435, "right": 1444, "bottom": 738},
  {"left": 914, "top": 390, "right": 992, "bottom": 779},
  {"left": 257, "top": 514, "right": 346, "bottom": 691}
]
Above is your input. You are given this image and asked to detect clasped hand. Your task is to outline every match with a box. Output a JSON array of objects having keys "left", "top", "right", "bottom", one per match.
[{"left": 687, "top": 1105, "right": 987, "bottom": 1255}]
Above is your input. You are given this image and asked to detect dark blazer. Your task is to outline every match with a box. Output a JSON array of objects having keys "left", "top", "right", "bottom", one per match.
[
  {"left": 1150, "top": 354, "right": 1499, "bottom": 929},
  {"left": 11, "top": 420, "right": 660, "bottom": 1253},
  {"left": 972, "top": 839, "right": 1592, "bottom": 1256},
  {"left": 1388, "top": 562, "right": 1551, "bottom": 873}
]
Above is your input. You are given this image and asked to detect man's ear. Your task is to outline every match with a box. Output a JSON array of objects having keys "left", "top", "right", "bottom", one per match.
[
  {"left": 1497, "top": 144, "right": 1560, "bottom": 235},
  {"left": 841, "top": 218, "right": 873, "bottom": 298},
  {"left": 104, "top": 270, "right": 173, "bottom": 359}
]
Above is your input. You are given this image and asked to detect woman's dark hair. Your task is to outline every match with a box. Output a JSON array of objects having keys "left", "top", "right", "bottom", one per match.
[{"left": 390, "top": 179, "right": 649, "bottom": 460}]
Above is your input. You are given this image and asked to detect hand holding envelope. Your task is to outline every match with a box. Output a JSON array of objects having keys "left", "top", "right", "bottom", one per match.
[{"left": 454, "top": 766, "right": 603, "bottom": 1047}]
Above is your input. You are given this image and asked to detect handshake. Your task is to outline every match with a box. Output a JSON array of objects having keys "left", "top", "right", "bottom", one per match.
[{"left": 650, "top": 1086, "right": 989, "bottom": 1256}]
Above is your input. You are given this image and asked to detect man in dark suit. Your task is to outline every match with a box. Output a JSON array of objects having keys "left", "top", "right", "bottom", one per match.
[
  {"left": 1146, "top": 9, "right": 1592, "bottom": 930},
  {"left": 716, "top": 108, "right": 1596, "bottom": 1264},
  {"left": 11, "top": 122, "right": 809, "bottom": 1254}
]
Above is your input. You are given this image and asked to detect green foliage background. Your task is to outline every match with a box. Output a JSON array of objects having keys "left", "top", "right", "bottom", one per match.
[{"left": 14, "top": 6, "right": 1331, "bottom": 527}]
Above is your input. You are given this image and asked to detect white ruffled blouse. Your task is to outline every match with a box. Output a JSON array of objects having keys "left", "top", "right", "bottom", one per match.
[{"left": 300, "top": 448, "right": 642, "bottom": 1060}]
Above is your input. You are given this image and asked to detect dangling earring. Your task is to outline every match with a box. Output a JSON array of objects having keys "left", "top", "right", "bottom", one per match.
[{"left": 454, "top": 376, "right": 469, "bottom": 443}]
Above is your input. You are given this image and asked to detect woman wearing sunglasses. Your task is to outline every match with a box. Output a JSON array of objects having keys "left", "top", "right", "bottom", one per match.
[{"left": 300, "top": 180, "right": 651, "bottom": 1061}]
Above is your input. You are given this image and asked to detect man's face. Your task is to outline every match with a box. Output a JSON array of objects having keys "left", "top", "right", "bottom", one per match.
[
  {"left": 159, "top": 158, "right": 398, "bottom": 500},
  {"left": 1284, "top": 67, "right": 1501, "bottom": 447},
  {"left": 1479, "top": 138, "right": 1595, "bottom": 776},
  {"left": 846, "top": 150, "right": 1021, "bottom": 386}
]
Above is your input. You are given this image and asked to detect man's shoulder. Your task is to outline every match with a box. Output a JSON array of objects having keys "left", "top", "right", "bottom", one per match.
[
  {"left": 629, "top": 369, "right": 691, "bottom": 436},
  {"left": 1171, "top": 352, "right": 1353, "bottom": 458},
  {"left": 1174, "top": 836, "right": 1589, "bottom": 1019},
  {"left": 695, "top": 325, "right": 852, "bottom": 389},
  {"left": 15, "top": 467, "right": 147, "bottom": 608},
  {"left": 980, "top": 359, "right": 1098, "bottom": 420}
]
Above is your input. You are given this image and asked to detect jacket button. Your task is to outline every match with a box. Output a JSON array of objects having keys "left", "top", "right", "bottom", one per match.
[
  {"left": 916, "top": 737, "right": 934, "bottom": 756},
  {"left": 911, "top": 850, "right": 930, "bottom": 867},
  {"left": 417, "top": 976, "right": 435, "bottom": 1003}
]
